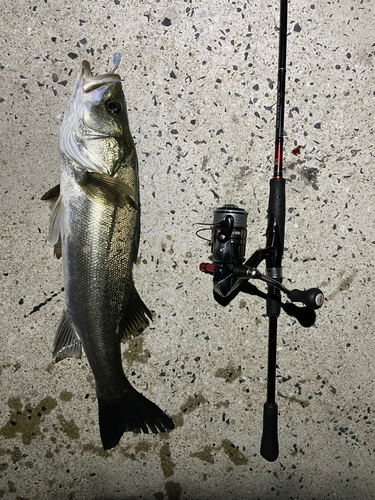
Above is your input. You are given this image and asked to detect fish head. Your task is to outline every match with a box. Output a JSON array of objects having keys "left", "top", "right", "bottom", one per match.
[{"left": 61, "top": 54, "right": 134, "bottom": 175}]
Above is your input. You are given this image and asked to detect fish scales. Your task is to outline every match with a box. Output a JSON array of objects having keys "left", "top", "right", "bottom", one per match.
[
  {"left": 44, "top": 54, "right": 174, "bottom": 449},
  {"left": 63, "top": 156, "right": 136, "bottom": 394}
]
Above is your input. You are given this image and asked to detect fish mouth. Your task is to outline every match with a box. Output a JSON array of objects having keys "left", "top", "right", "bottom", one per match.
[{"left": 81, "top": 53, "right": 122, "bottom": 93}]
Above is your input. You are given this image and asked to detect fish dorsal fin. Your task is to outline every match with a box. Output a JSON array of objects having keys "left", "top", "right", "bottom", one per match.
[
  {"left": 53, "top": 310, "right": 82, "bottom": 362},
  {"left": 120, "top": 284, "right": 153, "bottom": 341},
  {"left": 42, "top": 184, "right": 60, "bottom": 201}
]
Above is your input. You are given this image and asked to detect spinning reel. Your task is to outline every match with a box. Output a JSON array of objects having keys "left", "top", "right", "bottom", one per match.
[
  {"left": 198, "top": 204, "right": 324, "bottom": 310},
  {"left": 197, "top": 202, "right": 324, "bottom": 462}
]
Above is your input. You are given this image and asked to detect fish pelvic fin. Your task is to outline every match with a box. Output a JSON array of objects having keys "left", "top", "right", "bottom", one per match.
[
  {"left": 53, "top": 310, "right": 82, "bottom": 362},
  {"left": 53, "top": 235, "right": 62, "bottom": 259},
  {"left": 42, "top": 186, "right": 63, "bottom": 258},
  {"left": 98, "top": 387, "right": 175, "bottom": 450},
  {"left": 47, "top": 195, "right": 70, "bottom": 247},
  {"left": 120, "top": 284, "right": 153, "bottom": 341},
  {"left": 79, "top": 171, "right": 136, "bottom": 208}
]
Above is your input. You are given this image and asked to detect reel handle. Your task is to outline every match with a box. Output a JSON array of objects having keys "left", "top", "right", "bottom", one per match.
[
  {"left": 199, "top": 263, "right": 325, "bottom": 310},
  {"left": 288, "top": 288, "right": 324, "bottom": 310}
]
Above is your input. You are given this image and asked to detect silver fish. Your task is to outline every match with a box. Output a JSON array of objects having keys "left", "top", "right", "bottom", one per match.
[{"left": 44, "top": 54, "right": 174, "bottom": 449}]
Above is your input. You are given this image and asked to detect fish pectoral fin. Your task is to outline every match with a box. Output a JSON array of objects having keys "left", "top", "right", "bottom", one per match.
[
  {"left": 41, "top": 184, "right": 60, "bottom": 201},
  {"left": 79, "top": 171, "right": 136, "bottom": 208},
  {"left": 120, "top": 284, "right": 153, "bottom": 341},
  {"left": 53, "top": 310, "right": 82, "bottom": 362}
]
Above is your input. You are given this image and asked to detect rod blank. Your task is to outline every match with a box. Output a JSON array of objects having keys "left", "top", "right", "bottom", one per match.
[{"left": 261, "top": 0, "right": 288, "bottom": 462}]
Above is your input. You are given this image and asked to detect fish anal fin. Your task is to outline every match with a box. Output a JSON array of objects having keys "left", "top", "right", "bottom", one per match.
[
  {"left": 79, "top": 171, "right": 136, "bottom": 208},
  {"left": 53, "top": 310, "right": 82, "bottom": 362},
  {"left": 120, "top": 284, "right": 153, "bottom": 341}
]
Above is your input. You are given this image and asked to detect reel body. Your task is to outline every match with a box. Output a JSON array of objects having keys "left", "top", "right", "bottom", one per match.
[{"left": 199, "top": 204, "right": 324, "bottom": 310}]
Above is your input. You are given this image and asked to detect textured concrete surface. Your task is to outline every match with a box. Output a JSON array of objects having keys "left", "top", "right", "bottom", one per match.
[{"left": 1, "top": 0, "right": 374, "bottom": 499}]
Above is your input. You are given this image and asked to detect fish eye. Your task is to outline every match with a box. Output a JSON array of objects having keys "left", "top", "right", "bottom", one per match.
[{"left": 105, "top": 100, "right": 121, "bottom": 115}]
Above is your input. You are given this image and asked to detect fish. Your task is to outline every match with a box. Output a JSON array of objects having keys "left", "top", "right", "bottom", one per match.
[{"left": 43, "top": 53, "right": 174, "bottom": 450}]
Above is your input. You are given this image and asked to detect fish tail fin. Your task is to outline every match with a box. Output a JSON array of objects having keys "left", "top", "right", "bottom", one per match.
[{"left": 98, "top": 387, "right": 174, "bottom": 450}]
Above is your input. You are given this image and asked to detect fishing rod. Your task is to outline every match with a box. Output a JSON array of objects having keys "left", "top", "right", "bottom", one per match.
[{"left": 198, "top": 0, "right": 324, "bottom": 461}]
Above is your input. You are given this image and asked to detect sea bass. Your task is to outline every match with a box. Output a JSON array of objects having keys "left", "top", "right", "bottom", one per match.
[{"left": 44, "top": 54, "right": 174, "bottom": 450}]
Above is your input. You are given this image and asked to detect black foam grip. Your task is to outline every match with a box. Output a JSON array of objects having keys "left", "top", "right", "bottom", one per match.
[
  {"left": 267, "top": 289, "right": 281, "bottom": 317},
  {"left": 267, "top": 178, "right": 286, "bottom": 257},
  {"left": 260, "top": 403, "right": 279, "bottom": 462}
]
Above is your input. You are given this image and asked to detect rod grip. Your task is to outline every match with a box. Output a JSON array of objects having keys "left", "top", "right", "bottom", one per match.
[
  {"left": 267, "top": 178, "right": 286, "bottom": 256},
  {"left": 260, "top": 403, "right": 279, "bottom": 462}
]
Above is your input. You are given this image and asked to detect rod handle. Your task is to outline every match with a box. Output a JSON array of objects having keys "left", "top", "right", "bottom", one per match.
[
  {"left": 288, "top": 288, "right": 324, "bottom": 310},
  {"left": 260, "top": 403, "right": 279, "bottom": 462}
]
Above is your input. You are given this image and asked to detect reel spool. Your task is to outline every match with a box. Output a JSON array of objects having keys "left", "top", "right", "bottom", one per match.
[{"left": 211, "top": 205, "right": 248, "bottom": 265}]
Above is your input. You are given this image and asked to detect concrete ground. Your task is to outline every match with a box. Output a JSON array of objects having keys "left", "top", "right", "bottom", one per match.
[{"left": 1, "top": 0, "right": 374, "bottom": 499}]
